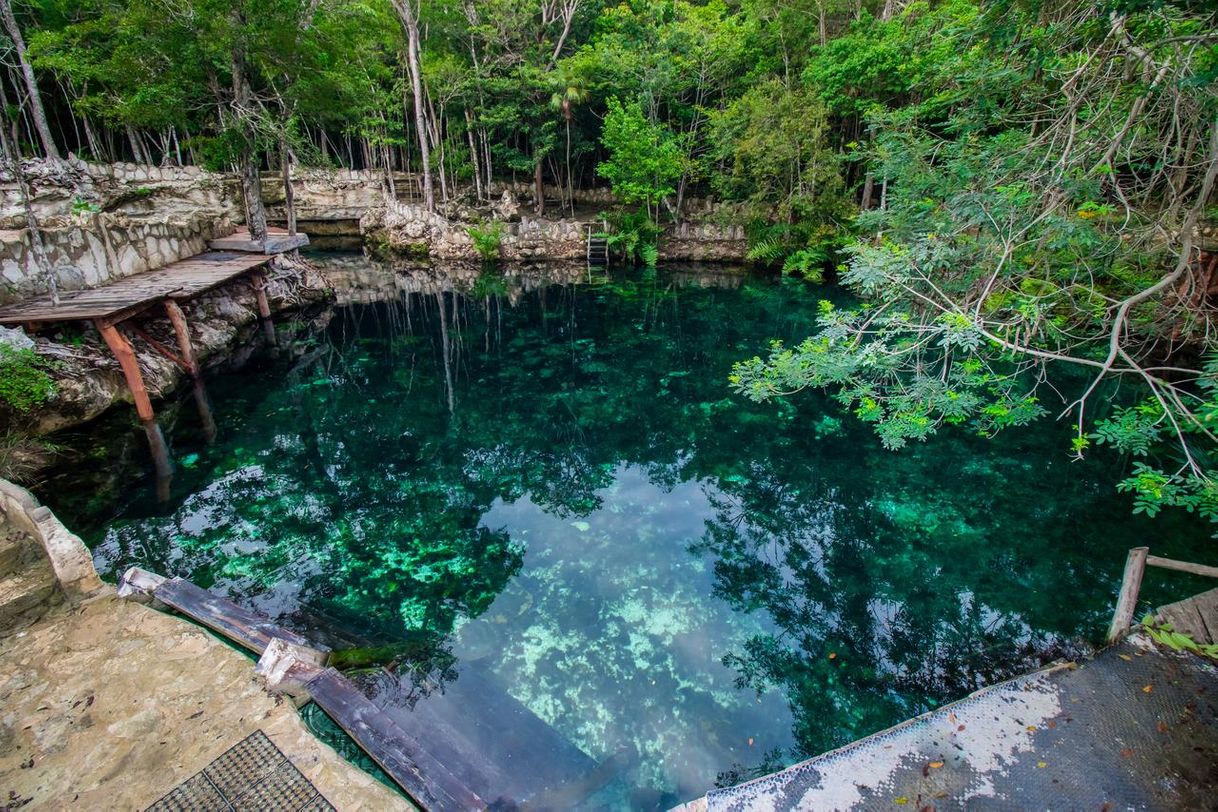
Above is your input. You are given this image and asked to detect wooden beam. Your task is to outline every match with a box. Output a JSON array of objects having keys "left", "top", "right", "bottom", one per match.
[
  {"left": 154, "top": 577, "right": 324, "bottom": 657},
  {"left": 249, "top": 270, "right": 272, "bottom": 319},
  {"left": 307, "top": 668, "right": 488, "bottom": 811},
  {"left": 1108, "top": 546, "right": 1149, "bottom": 643},
  {"left": 163, "top": 300, "right": 199, "bottom": 377},
  {"left": 129, "top": 323, "right": 191, "bottom": 372},
  {"left": 1147, "top": 555, "right": 1218, "bottom": 580},
  {"left": 94, "top": 319, "right": 155, "bottom": 422}
]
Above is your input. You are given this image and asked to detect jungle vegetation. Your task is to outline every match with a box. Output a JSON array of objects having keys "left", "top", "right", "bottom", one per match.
[{"left": 0, "top": 0, "right": 1215, "bottom": 522}]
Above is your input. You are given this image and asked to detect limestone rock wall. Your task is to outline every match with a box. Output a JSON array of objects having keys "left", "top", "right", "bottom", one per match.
[
  {"left": 363, "top": 199, "right": 748, "bottom": 263},
  {"left": 0, "top": 213, "right": 234, "bottom": 303},
  {"left": 363, "top": 201, "right": 588, "bottom": 261},
  {"left": 659, "top": 222, "right": 749, "bottom": 262}
]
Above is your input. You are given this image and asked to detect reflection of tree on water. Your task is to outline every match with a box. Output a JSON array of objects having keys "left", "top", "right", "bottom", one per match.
[
  {"left": 44, "top": 259, "right": 1218, "bottom": 798},
  {"left": 692, "top": 439, "right": 1109, "bottom": 763}
]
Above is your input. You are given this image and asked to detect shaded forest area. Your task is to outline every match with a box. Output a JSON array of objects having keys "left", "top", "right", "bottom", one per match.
[{"left": 1, "top": 0, "right": 1217, "bottom": 523}]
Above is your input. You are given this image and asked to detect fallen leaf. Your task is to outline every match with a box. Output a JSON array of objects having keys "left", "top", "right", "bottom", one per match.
[
  {"left": 1026, "top": 725, "right": 1037, "bottom": 732},
  {"left": 1120, "top": 748, "right": 1133, "bottom": 759},
  {"left": 1119, "top": 654, "right": 1132, "bottom": 661},
  {"left": 928, "top": 761, "right": 944, "bottom": 769},
  {"left": 1047, "top": 720, "right": 1057, "bottom": 729},
  {"left": 828, "top": 652, "right": 837, "bottom": 660},
  {"left": 957, "top": 724, "right": 965, "bottom": 732},
  {"left": 894, "top": 797, "right": 909, "bottom": 805},
  {"left": 1142, "top": 685, "right": 1153, "bottom": 693},
  {"left": 1156, "top": 721, "right": 1168, "bottom": 733},
  {"left": 1036, "top": 761, "right": 1047, "bottom": 769}
]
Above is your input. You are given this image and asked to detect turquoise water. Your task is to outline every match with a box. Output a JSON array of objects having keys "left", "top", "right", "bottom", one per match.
[{"left": 40, "top": 256, "right": 1216, "bottom": 808}]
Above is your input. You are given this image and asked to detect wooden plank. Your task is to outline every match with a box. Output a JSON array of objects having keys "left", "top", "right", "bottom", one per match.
[
  {"left": 1108, "top": 547, "right": 1149, "bottom": 643},
  {"left": 154, "top": 577, "right": 319, "bottom": 655},
  {"left": 164, "top": 300, "right": 199, "bottom": 376},
  {"left": 1147, "top": 556, "right": 1218, "bottom": 580},
  {"left": 307, "top": 668, "right": 487, "bottom": 811},
  {"left": 0, "top": 251, "right": 272, "bottom": 324}
]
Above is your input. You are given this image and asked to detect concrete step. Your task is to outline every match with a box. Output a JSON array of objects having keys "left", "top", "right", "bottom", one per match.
[{"left": 0, "top": 550, "right": 60, "bottom": 636}]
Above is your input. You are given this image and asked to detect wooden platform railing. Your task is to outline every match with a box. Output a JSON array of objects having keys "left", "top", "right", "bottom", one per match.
[{"left": 1107, "top": 546, "right": 1218, "bottom": 642}]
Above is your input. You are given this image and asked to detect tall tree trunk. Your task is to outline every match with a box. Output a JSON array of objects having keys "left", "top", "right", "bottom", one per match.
[
  {"left": 464, "top": 108, "right": 483, "bottom": 200},
  {"left": 0, "top": 120, "right": 57, "bottom": 304},
  {"left": 391, "top": 0, "right": 434, "bottom": 211},
  {"left": 230, "top": 35, "right": 267, "bottom": 240},
  {"left": 0, "top": 0, "right": 59, "bottom": 161},
  {"left": 126, "top": 124, "right": 146, "bottom": 164}
]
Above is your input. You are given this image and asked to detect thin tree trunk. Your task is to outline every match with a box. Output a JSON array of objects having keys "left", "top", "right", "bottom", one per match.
[
  {"left": 0, "top": 0, "right": 59, "bottom": 161},
  {"left": 126, "top": 124, "right": 146, "bottom": 163},
  {"left": 0, "top": 121, "right": 57, "bottom": 304},
  {"left": 391, "top": 0, "right": 434, "bottom": 211},
  {"left": 281, "top": 137, "right": 297, "bottom": 235},
  {"left": 464, "top": 108, "right": 483, "bottom": 200},
  {"left": 230, "top": 32, "right": 268, "bottom": 240},
  {"left": 534, "top": 150, "right": 545, "bottom": 216}
]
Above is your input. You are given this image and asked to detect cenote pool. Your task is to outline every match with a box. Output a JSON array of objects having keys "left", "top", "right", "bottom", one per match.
[{"left": 39, "top": 254, "right": 1216, "bottom": 809}]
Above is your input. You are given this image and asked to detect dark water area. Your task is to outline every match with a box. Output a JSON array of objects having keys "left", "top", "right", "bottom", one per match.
[{"left": 37, "top": 254, "right": 1217, "bottom": 809}]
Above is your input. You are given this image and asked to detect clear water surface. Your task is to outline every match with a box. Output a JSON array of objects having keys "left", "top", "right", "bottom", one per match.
[{"left": 39, "top": 254, "right": 1216, "bottom": 809}]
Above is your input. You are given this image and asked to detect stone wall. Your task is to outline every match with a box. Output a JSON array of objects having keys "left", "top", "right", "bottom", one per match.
[
  {"left": 362, "top": 200, "right": 589, "bottom": 262},
  {"left": 363, "top": 198, "right": 749, "bottom": 263},
  {"left": 0, "top": 212, "right": 234, "bottom": 303},
  {"left": 0, "top": 478, "right": 102, "bottom": 599},
  {"left": 659, "top": 222, "right": 748, "bottom": 262}
]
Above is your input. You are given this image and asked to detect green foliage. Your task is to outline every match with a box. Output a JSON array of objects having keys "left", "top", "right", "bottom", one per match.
[
  {"left": 1142, "top": 614, "right": 1218, "bottom": 660},
  {"left": 597, "top": 98, "right": 684, "bottom": 213},
  {"left": 466, "top": 221, "right": 505, "bottom": 261},
  {"left": 0, "top": 345, "right": 57, "bottom": 413},
  {"left": 600, "top": 207, "right": 662, "bottom": 266},
  {"left": 71, "top": 196, "right": 100, "bottom": 215}
]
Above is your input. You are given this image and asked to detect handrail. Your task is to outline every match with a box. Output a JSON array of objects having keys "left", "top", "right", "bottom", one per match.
[{"left": 1107, "top": 547, "right": 1218, "bottom": 642}]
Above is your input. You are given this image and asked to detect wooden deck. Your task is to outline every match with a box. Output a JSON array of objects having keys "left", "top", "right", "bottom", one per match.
[
  {"left": 0, "top": 243, "right": 286, "bottom": 425},
  {"left": 1157, "top": 586, "right": 1218, "bottom": 645},
  {"left": 0, "top": 251, "right": 271, "bottom": 326}
]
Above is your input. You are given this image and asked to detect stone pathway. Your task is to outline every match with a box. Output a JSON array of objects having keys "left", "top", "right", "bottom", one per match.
[
  {"left": 701, "top": 634, "right": 1218, "bottom": 811},
  {"left": 0, "top": 590, "right": 411, "bottom": 810}
]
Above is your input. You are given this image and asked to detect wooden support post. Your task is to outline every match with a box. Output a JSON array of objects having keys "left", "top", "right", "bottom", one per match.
[
  {"left": 249, "top": 270, "right": 276, "bottom": 345},
  {"left": 163, "top": 300, "right": 199, "bottom": 377},
  {"left": 142, "top": 419, "right": 173, "bottom": 504},
  {"left": 250, "top": 271, "right": 272, "bottom": 319},
  {"left": 94, "top": 319, "right": 155, "bottom": 422},
  {"left": 1107, "top": 546, "right": 1149, "bottom": 643}
]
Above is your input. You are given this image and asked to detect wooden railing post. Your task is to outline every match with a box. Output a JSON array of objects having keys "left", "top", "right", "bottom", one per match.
[{"left": 1107, "top": 546, "right": 1149, "bottom": 643}]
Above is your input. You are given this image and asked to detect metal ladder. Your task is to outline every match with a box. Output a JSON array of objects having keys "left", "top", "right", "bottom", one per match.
[{"left": 586, "top": 224, "right": 609, "bottom": 266}]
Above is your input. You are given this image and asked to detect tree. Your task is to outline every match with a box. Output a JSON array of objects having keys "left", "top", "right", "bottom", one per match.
[
  {"left": 596, "top": 97, "right": 682, "bottom": 220},
  {"left": 733, "top": 0, "right": 1218, "bottom": 525},
  {"left": 0, "top": 0, "right": 59, "bottom": 160}
]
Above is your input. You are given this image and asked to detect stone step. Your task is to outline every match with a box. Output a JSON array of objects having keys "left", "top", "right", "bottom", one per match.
[
  {"left": 0, "top": 556, "right": 60, "bottom": 636},
  {"left": 0, "top": 528, "right": 25, "bottom": 578}
]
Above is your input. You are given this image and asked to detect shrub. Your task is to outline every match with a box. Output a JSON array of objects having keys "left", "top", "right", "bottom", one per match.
[
  {"left": 467, "top": 221, "right": 505, "bottom": 261},
  {"left": 0, "top": 431, "right": 56, "bottom": 483},
  {"left": 0, "top": 344, "right": 57, "bottom": 413}
]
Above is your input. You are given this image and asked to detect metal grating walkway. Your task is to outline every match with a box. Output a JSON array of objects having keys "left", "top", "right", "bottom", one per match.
[
  {"left": 146, "top": 729, "right": 334, "bottom": 812},
  {"left": 706, "top": 633, "right": 1218, "bottom": 810}
]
